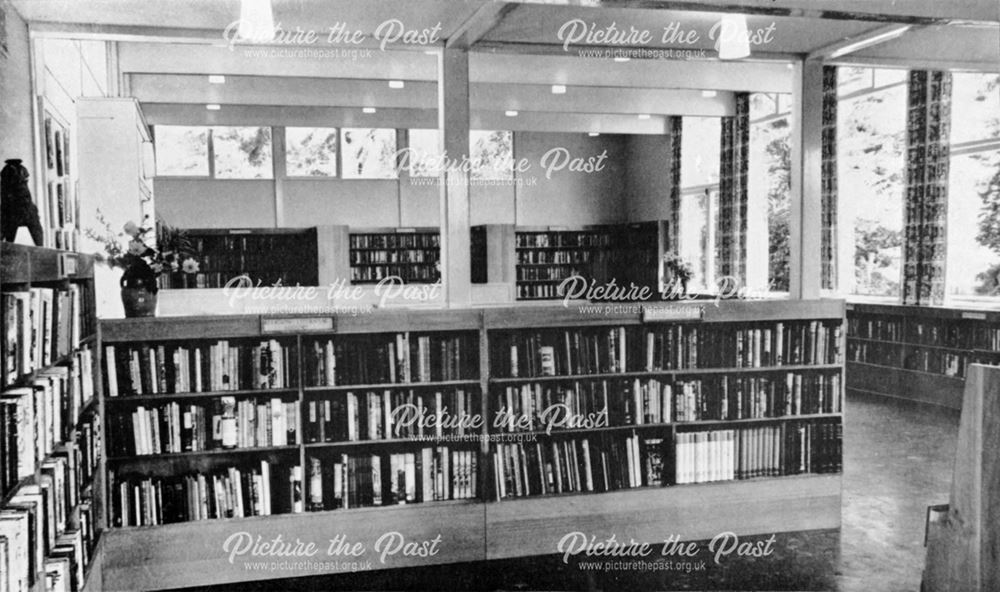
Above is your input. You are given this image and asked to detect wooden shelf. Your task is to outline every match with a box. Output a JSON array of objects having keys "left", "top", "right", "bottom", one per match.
[
  {"left": 303, "top": 379, "right": 480, "bottom": 392},
  {"left": 105, "top": 387, "right": 299, "bottom": 404},
  {"left": 490, "top": 363, "right": 843, "bottom": 384},
  {"left": 108, "top": 445, "right": 300, "bottom": 464}
]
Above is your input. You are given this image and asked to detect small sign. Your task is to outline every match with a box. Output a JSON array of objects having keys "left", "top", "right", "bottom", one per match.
[
  {"left": 397, "top": 228, "right": 416, "bottom": 233},
  {"left": 962, "top": 311, "right": 987, "bottom": 320},
  {"left": 262, "top": 317, "right": 334, "bottom": 333},
  {"left": 229, "top": 229, "right": 253, "bottom": 235},
  {"left": 59, "top": 253, "right": 78, "bottom": 277},
  {"left": 642, "top": 304, "right": 704, "bottom": 322}
]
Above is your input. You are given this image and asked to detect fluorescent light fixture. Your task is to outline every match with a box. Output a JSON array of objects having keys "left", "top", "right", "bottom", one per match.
[
  {"left": 613, "top": 57, "right": 630, "bottom": 63},
  {"left": 505, "top": 110, "right": 518, "bottom": 117},
  {"left": 208, "top": 75, "right": 226, "bottom": 84},
  {"left": 637, "top": 113, "right": 651, "bottom": 120},
  {"left": 551, "top": 84, "right": 567, "bottom": 94},
  {"left": 701, "top": 90, "right": 718, "bottom": 98},
  {"left": 588, "top": 132, "right": 600, "bottom": 137},
  {"left": 206, "top": 104, "right": 221, "bottom": 111},
  {"left": 717, "top": 14, "right": 751, "bottom": 60},
  {"left": 238, "top": 0, "right": 274, "bottom": 41},
  {"left": 388, "top": 80, "right": 405, "bottom": 89},
  {"left": 363, "top": 107, "right": 377, "bottom": 114}
]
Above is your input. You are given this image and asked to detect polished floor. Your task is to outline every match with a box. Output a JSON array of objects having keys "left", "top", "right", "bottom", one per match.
[
  {"left": 190, "top": 394, "right": 960, "bottom": 591},
  {"left": 837, "top": 394, "right": 959, "bottom": 592}
]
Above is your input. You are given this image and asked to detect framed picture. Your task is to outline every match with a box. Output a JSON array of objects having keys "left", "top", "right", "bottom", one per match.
[
  {"left": 44, "top": 117, "right": 54, "bottom": 169},
  {"left": 54, "top": 129, "right": 64, "bottom": 176},
  {"left": 63, "top": 130, "right": 71, "bottom": 176}
]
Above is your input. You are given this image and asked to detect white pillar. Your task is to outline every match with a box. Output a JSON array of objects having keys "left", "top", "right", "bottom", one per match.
[
  {"left": 438, "top": 48, "right": 472, "bottom": 307},
  {"left": 789, "top": 59, "right": 824, "bottom": 300}
]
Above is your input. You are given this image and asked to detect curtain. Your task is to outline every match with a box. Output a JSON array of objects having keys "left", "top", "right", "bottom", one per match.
[
  {"left": 902, "top": 70, "right": 952, "bottom": 305},
  {"left": 821, "top": 66, "right": 839, "bottom": 291},
  {"left": 718, "top": 93, "right": 750, "bottom": 283},
  {"left": 668, "top": 116, "right": 682, "bottom": 253}
]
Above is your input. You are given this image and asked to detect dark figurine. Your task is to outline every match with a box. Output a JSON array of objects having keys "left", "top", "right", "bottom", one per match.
[{"left": 1, "top": 159, "right": 44, "bottom": 245}]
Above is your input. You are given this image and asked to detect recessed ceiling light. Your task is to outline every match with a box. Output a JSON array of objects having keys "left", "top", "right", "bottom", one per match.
[
  {"left": 505, "top": 110, "right": 518, "bottom": 117},
  {"left": 588, "top": 132, "right": 600, "bottom": 137},
  {"left": 363, "top": 107, "right": 377, "bottom": 114},
  {"left": 388, "top": 80, "right": 404, "bottom": 89},
  {"left": 551, "top": 84, "right": 567, "bottom": 94},
  {"left": 206, "top": 104, "right": 221, "bottom": 110},
  {"left": 701, "top": 90, "right": 717, "bottom": 98},
  {"left": 637, "top": 113, "right": 650, "bottom": 120},
  {"left": 613, "top": 57, "right": 630, "bottom": 63},
  {"left": 208, "top": 75, "right": 226, "bottom": 84}
]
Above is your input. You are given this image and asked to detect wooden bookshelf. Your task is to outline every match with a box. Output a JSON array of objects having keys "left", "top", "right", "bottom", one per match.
[
  {"left": 164, "top": 227, "right": 319, "bottom": 289},
  {"left": 92, "top": 299, "right": 844, "bottom": 589},
  {"left": 515, "top": 225, "right": 614, "bottom": 300},
  {"left": 846, "top": 302, "right": 1000, "bottom": 409},
  {"left": 1, "top": 243, "right": 100, "bottom": 592},
  {"left": 349, "top": 227, "right": 440, "bottom": 284}
]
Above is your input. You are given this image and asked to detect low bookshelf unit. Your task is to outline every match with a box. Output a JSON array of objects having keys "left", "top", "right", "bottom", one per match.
[
  {"left": 92, "top": 299, "right": 844, "bottom": 590},
  {"left": 846, "top": 302, "right": 1000, "bottom": 410}
]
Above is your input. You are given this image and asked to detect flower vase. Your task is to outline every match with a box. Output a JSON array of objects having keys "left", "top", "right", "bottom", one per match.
[{"left": 120, "top": 277, "right": 158, "bottom": 317}]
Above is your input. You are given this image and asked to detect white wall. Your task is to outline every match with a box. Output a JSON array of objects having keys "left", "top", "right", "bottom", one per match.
[
  {"left": 623, "top": 134, "right": 673, "bottom": 222},
  {"left": 0, "top": 4, "right": 33, "bottom": 166}
]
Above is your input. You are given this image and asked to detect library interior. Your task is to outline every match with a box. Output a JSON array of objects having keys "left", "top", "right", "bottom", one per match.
[{"left": 0, "top": 0, "right": 998, "bottom": 591}]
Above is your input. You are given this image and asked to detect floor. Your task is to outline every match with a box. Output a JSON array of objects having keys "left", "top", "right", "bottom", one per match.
[
  {"left": 837, "top": 394, "right": 959, "bottom": 592},
  {"left": 191, "top": 394, "right": 960, "bottom": 591}
]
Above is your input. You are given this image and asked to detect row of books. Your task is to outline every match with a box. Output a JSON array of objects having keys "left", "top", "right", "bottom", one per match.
[
  {"left": 350, "top": 250, "right": 438, "bottom": 265},
  {"left": 1, "top": 357, "right": 95, "bottom": 499},
  {"left": 847, "top": 316, "right": 903, "bottom": 342},
  {"left": 108, "top": 396, "right": 298, "bottom": 457},
  {"left": 349, "top": 233, "right": 440, "bottom": 250},
  {"left": 849, "top": 313, "right": 1000, "bottom": 353},
  {"left": 516, "top": 251, "right": 596, "bottom": 265},
  {"left": 350, "top": 264, "right": 441, "bottom": 284},
  {"left": 492, "top": 322, "right": 843, "bottom": 378},
  {"left": 900, "top": 348, "right": 996, "bottom": 379},
  {"left": 307, "top": 448, "right": 477, "bottom": 510},
  {"left": 169, "top": 272, "right": 309, "bottom": 290},
  {"left": 104, "top": 340, "right": 294, "bottom": 396},
  {"left": 109, "top": 461, "right": 291, "bottom": 526},
  {"left": 674, "top": 421, "right": 842, "bottom": 483},
  {"left": 516, "top": 267, "right": 582, "bottom": 282},
  {"left": 669, "top": 373, "right": 843, "bottom": 421},
  {"left": 187, "top": 234, "right": 314, "bottom": 275},
  {"left": 2, "top": 286, "right": 86, "bottom": 387},
  {"left": 516, "top": 284, "right": 569, "bottom": 300},
  {"left": 515, "top": 232, "right": 611, "bottom": 249},
  {"left": 304, "top": 388, "right": 477, "bottom": 443},
  {"left": 303, "top": 333, "right": 478, "bottom": 387}
]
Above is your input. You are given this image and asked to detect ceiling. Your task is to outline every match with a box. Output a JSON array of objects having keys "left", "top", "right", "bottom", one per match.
[{"left": 13, "top": 0, "right": 999, "bottom": 133}]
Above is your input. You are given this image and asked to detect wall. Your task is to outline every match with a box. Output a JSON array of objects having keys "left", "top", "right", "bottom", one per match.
[
  {"left": 0, "top": 2, "right": 33, "bottom": 166},
  {"left": 623, "top": 134, "right": 673, "bottom": 222}
]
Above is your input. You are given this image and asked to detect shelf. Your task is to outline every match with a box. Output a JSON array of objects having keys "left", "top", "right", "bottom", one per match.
[
  {"left": 489, "top": 364, "right": 844, "bottom": 384},
  {"left": 849, "top": 335, "right": 995, "bottom": 354},
  {"left": 105, "top": 387, "right": 299, "bottom": 404},
  {"left": 846, "top": 360, "right": 965, "bottom": 381},
  {"left": 304, "top": 437, "right": 481, "bottom": 449},
  {"left": 303, "top": 379, "right": 480, "bottom": 392},
  {"left": 108, "top": 445, "right": 300, "bottom": 464}
]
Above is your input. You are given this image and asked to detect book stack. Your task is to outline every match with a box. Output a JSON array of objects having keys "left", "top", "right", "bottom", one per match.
[
  {"left": 109, "top": 461, "right": 294, "bottom": 526},
  {"left": 104, "top": 339, "right": 294, "bottom": 396},
  {"left": 671, "top": 371, "right": 843, "bottom": 421},
  {"left": 307, "top": 448, "right": 476, "bottom": 511},
  {"left": 349, "top": 231, "right": 441, "bottom": 284},
  {"left": 305, "top": 388, "right": 476, "bottom": 443},
  {"left": 2, "top": 286, "right": 86, "bottom": 387},
  {"left": 304, "top": 332, "right": 478, "bottom": 386},
  {"left": 494, "top": 327, "right": 628, "bottom": 378},
  {"left": 168, "top": 230, "right": 319, "bottom": 289},
  {"left": 109, "top": 396, "right": 298, "bottom": 457}
]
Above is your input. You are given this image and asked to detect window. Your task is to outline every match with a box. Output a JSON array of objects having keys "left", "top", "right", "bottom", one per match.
[
  {"left": 212, "top": 126, "right": 273, "bottom": 179},
  {"left": 679, "top": 117, "right": 721, "bottom": 292},
  {"left": 407, "top": 129, "right": 441, "bottom": 177},
  {"left": 946, "top": 73, "right": 1000, "bottom": 300},
  {"left": 837, "top": 67, "right": 907, "bottom": 297},
  {"left": 470, "top": 130, "right": 513, "bottom": 180},
  {"left": 341, "top": 128, "right": 398, "bottom": 179},
  {"left": 154, "top": 126, "right": 209, "bottom": 176},
  {"left": 285, "top": 127, "right": 338, "bottom": 177},
  {"left": 749, "top": 93, "right": 792, "bottom": 293}
]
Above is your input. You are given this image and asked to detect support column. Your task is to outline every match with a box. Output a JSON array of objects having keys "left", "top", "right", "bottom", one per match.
[
  {"left": 438, "top": 48, "right": 472, "bottom": 307},
  {"left": 789, "top": 59, "right": 824, "bottom": 300}
]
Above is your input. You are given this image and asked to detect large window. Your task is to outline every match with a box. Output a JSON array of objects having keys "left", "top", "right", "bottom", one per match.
[
  {"left": 946, "top": 73, "right": 1000, "bottom": 300},
  {"left": 340, "top": 128, "right": 398, "bottom": 179},
  {"left": 285, "top": 127, "right": 338, "bottom": 177},
  {"left": 679, "top": 117, "right": 721, "bottom": 291},
  {"left": 404, "top": 130, "right": 514, "bottom": 180},
  {"left": 407, "top": 129, "right": 441, "bottom": 177},
  {"left": 837, "top": 67, "right": 907, "bottom": 298},
  {"left": 212, "top": 126, "right": 273, "bottom": 179},
  {"left": 154, "top": 126, "right": 208, "bottom": 176},
  {"left": 749, "top": 93, "right": 791, "bottom": 293}
]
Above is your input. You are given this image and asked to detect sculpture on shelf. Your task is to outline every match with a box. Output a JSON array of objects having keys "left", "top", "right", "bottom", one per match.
[{"left": 1, "top": 158, "right": 44, "bottom": 245}]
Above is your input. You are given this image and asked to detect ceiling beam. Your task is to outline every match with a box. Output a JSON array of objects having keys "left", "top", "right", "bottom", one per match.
[
  {"left": 446, "top": 2, "right": 518, "bottom": 49},
  {"left": 806, "top": 24, "right": 914, "bottom": 60}
]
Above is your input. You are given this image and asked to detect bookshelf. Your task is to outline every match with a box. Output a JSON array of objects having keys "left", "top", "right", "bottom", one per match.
[
  {"left": 164, "top": 228, "right": 319, "bottom": 289},
  {"left": 349, "top": 228, "right": 440, "bottom": 285},
  {"left": 1, "top": 243, "right": 100, "bottom": 592},
  {"left": 92, "top": 300, "right": 843, "bottom": 590},
  {"left": 846, "top": 303, "right": 1000, "bottom": 409}
]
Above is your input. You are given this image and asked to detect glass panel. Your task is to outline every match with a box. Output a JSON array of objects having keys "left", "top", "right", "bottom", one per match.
[
  {"left": 154, "top": 125, "right": 208, "bottom": 176},
  {"left": 285, "top": 127, "right": 338, "bottom": 177},
  {"left": 407, "top": 129, "right": 441, "bottom": 177},
  {"left": 749, "top": 94, "right": 791, "bottom": 293},
  {"left": 212, "top": 126, "right": 273, "bottom": 179},
  {"left": 341, "top": 128, "right": 398, "bottom": 179}
]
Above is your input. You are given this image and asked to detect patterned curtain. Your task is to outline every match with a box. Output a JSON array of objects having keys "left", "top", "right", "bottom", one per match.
[
  {"left": 821, "top": 66, "right": 838, "bottom": 291},
  {"left": 717, "top": 93, "right": 750, "bottom": 283},
  {"left": 902, "top": 71, "right": 952, "bottom": 305},
  {"left": 668, "top": 116, "right": 682, "bottom": 253}
]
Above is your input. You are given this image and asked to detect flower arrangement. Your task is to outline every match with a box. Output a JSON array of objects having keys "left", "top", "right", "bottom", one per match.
[
  {"left": 86, "top": 212, "right": 200, "bottom": 292},
  {"left": 662, "top": 251, "right": 694, "bottom": 286}
]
